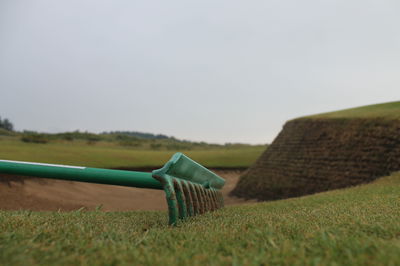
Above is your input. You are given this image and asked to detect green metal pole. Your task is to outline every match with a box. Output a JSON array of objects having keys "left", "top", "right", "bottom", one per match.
[{"left": 0, "top": 159, "right": 163, "bottom": 190}]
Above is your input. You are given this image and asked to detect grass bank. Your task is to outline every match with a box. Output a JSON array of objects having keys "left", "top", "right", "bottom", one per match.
[
  {"left": 1, "top": 172, "right": 399, "bottom": 265},
  {"left": 303, "top": 101, "right": 400, "bottom": 120}
]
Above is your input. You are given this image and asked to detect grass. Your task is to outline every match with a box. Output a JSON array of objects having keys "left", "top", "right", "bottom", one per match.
[
  {"left": 303, "top": 101, "right": 400, "bottom": 120},
  {"left": 0, "top": 137, "right": 265, "bottom": 168},
  {"left": 1, "top": 172, "right": 399, "bottom": 265}
]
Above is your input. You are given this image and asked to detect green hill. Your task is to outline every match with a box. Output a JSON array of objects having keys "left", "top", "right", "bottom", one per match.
[{"left": 304, "top": 101, "right": 400, "bottom": 120}]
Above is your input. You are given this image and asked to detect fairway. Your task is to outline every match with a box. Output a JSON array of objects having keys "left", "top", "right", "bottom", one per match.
[
  {"left": 0, "top": 137, "right": 264, "bottom": 168},
  {"left": 1, "top": 172, "right": 399, "bottom": 265}
]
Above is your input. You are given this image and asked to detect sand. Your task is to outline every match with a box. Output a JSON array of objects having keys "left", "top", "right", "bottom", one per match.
[{"left": 0, "top": 170, "right": 256, "bottom": 212}]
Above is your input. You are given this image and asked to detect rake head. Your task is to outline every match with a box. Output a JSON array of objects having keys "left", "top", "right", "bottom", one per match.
[{"left": 152, "top": 153, "right": 225, "bottom": 225}]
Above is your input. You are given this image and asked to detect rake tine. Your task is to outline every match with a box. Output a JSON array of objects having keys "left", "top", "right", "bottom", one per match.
[
  {"left": 204, "top": 187, "right": 212, "bottom": 211},
  {"left": 213, "top": 189, "right": 220, "bottom": 209},
  {"left": 208, "top": 189, "right": 216, "bottom": 211},
  {"left": 195, "top": 184, "right": 205, "bottom": 214},
  {"left": 211, "top": 189, "right": 217, "bottom": 211},
  {"left": 206, "top": 191, "right": 211, "bottom": 211},
  {"left": 173, "top": 179, "right": 187, "bottom": 219},
  {"left": 201, "top": 186, "right": 211, "bottom": 212},
  {"left": 189, "top": 182, "right": 200, "bottom": 215},
  {"left": 182, "top": 181, "right": 194, "bottom": 217},
  {"left": 197, "top": 185, "right": 205, "bottom": 213},
  {"left": 211, "top": 191, "right": 217, "bottom": 209},
  {"left": 153, "top": 176, "right": 179, "bottom": 225}
]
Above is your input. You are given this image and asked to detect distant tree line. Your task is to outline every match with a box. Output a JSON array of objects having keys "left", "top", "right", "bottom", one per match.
[
  {"left": 0, "top": 120, "right": 266, "bottom": 149},
  {"left": 0, "top": 116, "right": 14, "bottom": 131},
  {"left": 102, "top": 131, "right": 173, "bottom": 140}
]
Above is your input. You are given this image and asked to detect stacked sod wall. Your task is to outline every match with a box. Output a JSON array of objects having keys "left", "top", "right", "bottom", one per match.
[{"left": 232, "top": 118, "right": 400, "bottom": 200}]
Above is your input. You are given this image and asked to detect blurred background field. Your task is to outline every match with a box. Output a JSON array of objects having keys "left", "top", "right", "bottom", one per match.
[{"left": 0, "top": 131, "right": 265, "bottom": 168}]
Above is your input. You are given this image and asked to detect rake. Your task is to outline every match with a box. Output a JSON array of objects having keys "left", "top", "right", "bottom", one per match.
[{"left": 0, "top": 153, "right": 225, "bottom": 225}]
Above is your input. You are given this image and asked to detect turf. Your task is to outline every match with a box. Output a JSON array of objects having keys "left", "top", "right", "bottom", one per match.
[
  {"left": 1, "top": 172, "right": 399, "bottom": 265},
  {"left": 303, "top": 101, "right": 400, "bottom": 120},
  {"left": 0, "top": 138, "right": 264, "bottom": 168}
]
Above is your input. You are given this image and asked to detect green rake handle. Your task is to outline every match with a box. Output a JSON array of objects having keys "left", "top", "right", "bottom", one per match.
[
  {"left": 0, "top": 153, "right": 225, "bottom": 225},
  {"left": 0, "top": 159, "right": 162, "bottom": 189}
]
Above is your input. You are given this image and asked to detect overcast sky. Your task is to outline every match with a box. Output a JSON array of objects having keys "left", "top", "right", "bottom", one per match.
[{"left": 1, "top": 1, "right": 399, "bottom": 144}]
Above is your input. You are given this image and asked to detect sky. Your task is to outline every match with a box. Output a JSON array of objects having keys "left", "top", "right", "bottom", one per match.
[{"left": 0, "top": 0, "right": 399, "bottom": 144}]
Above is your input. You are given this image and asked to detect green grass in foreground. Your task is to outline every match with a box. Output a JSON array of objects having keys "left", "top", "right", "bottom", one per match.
[
  {"left": 1, "top": 172, "right": 399, "bottom": 265},
  {"left": 0, "top": 137, "right": 264, "bottom": 168},
  {"left": 304, "top": 101, "right": 400, "bottom": 120}
]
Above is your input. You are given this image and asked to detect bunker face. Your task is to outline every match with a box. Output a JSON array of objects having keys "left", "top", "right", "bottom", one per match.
[
  {"left": 232, "top": 118, "right": 400, "bottom": 201},
  {"left": 0, "top": 170, "right": 251, "bottom": 212}
]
